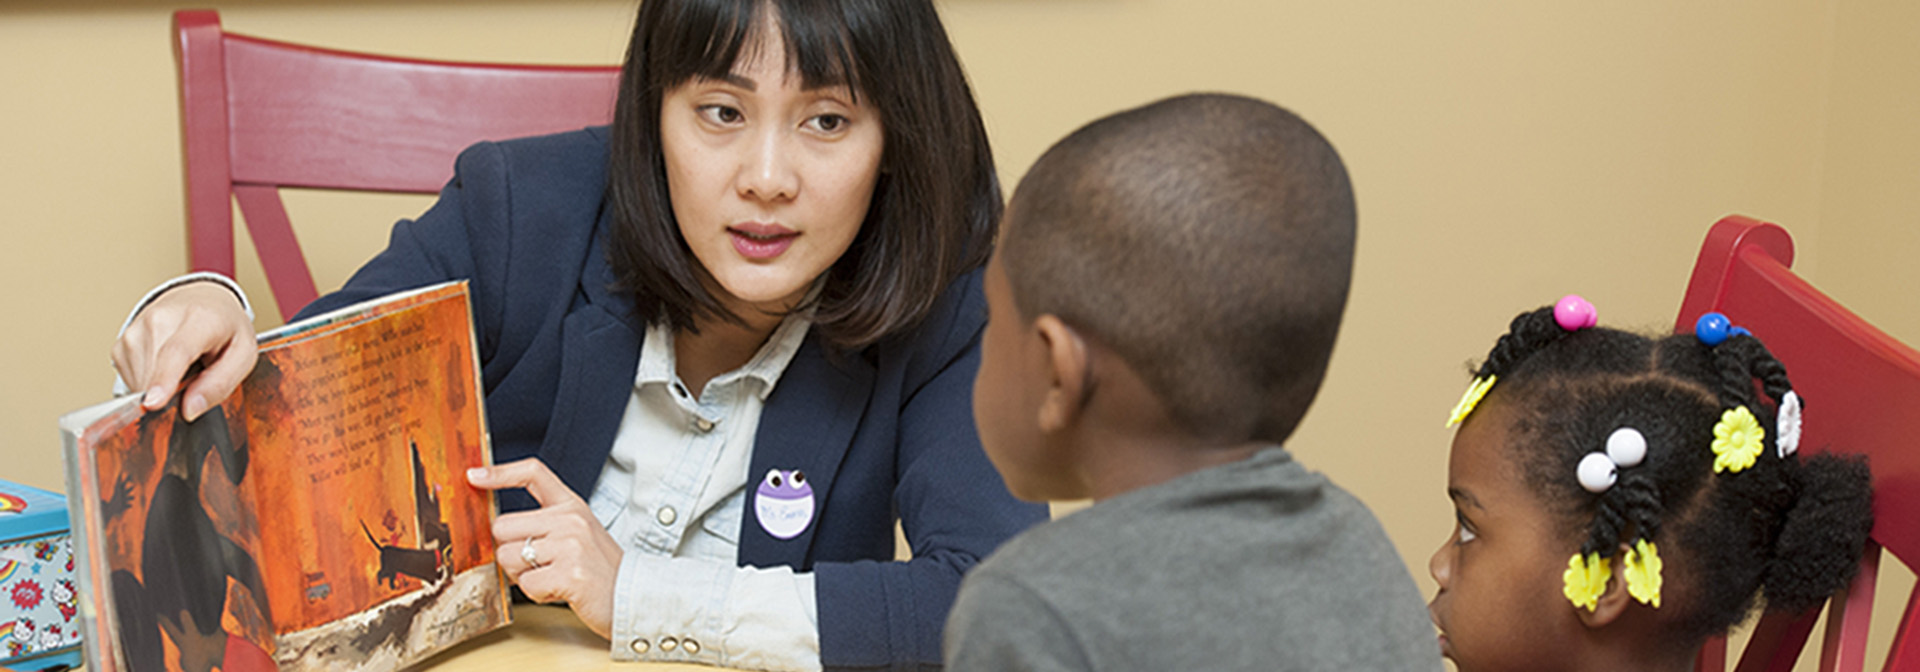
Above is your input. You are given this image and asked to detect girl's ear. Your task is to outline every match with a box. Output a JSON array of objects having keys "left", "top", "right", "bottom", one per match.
[
  {"left": 1032, "top": 314, "right": 1090, "bottom": 435},
  {"left": 1575, "top": 547, "right": 1636, "bottom": 629}
]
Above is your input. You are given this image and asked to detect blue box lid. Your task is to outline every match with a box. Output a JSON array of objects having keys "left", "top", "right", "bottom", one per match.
[{"left": 0, "top": 480, "right": 69, "bottom": 540}]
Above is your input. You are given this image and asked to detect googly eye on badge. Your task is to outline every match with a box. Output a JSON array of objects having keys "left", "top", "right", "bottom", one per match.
[{"left": 755, "top": 468, "right": 815, "bottom": 540}]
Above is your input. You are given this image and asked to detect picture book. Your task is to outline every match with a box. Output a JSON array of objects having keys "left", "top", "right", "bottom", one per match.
[{"left": 60, "top": 281, "right": 509, "bottom": 672}]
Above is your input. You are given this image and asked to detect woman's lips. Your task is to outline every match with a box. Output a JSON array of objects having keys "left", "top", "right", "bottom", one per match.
[{"left": 728, "top": 223, "right": 799, "bottom": 261}]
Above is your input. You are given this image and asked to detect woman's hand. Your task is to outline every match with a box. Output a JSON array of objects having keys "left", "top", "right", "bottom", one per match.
[
  {"left": 468, "top": 458, "right": 623, "bottom": 639},
  {"left": 111, "top": 282, "right": 257, "bottom": 421}
]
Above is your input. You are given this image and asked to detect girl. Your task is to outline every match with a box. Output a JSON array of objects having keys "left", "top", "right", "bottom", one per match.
[
  {"left": 1428, "top": 296, "right": 1875, "bottom": 672},
  {"left": 109, "top": 1, "right": 1046, "bottom": 670}
]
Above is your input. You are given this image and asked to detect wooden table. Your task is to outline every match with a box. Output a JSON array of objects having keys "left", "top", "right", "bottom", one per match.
[
  {"left": 416, "top": 603, "right": 741, "bottom": 671},
  {"left": 21, "top": 604, "right": 739, "bottom": 672}
]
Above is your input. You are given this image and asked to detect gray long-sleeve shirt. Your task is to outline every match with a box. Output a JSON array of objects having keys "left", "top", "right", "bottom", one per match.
[{"left": 944, "top": 447, "right": 1442, "bottom": 671}]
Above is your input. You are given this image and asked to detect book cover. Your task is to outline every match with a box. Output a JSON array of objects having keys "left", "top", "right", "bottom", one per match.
[{"left": 61, "top": 281, "right": 509, "bottom": 672}]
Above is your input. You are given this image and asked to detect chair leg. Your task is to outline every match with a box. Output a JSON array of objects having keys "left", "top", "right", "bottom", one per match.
[
  {"left": 1819, "top": 541, "right": 1879, "bottom": 672},
  {"left": 1699, "top": 635, "right": 1729, "bottom": 672}
]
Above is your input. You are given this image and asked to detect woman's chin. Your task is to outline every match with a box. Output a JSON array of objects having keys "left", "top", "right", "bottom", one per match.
[{"left": 711, "top": 274, "right": 814, "bottom": 314}]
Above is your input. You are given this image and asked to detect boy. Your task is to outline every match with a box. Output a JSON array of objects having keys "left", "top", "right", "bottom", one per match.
[{"left": 945, "top": 94, "right": 1440, "bottom": 671}]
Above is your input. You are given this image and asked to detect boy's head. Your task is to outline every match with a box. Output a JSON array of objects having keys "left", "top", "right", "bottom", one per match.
[{"left": 973, "top": 93, "right": 1355, "bottom": 500}]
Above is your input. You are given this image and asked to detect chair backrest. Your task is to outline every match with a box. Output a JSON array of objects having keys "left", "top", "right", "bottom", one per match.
[
  {"left": 1681, "top": 216, "right": 1920, "bottom": 672},
  {"left": 173, "top": 9, "right": 621, "bottom": 320}
]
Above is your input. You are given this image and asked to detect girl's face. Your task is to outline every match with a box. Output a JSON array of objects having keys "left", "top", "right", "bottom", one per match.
[
  {"left": 659, "top": 23, "right": 884, "bottom": 318},
  {"left": 1429, "top": 398, "right": 1587, "bottom": 672}
]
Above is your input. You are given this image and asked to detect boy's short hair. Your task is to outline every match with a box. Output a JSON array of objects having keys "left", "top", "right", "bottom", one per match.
[{"left": 1001, "top": 93, "right": 1355, "bottom": 444}]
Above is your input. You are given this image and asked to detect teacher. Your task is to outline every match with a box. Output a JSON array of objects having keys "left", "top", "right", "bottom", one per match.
[{"left": 109, "top": 0, "right": 1047, "bottom": 670}]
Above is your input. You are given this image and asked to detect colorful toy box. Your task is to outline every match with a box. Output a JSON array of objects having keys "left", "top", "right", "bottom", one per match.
[{"left": 0, "top": 481, "right": 80, "bottom": 671}]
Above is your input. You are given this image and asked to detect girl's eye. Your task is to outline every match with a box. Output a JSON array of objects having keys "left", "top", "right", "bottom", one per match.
[
  {"left": 1455, "top": 511, "right": 1477, "bottom": 544},
  {"left": 699, "top": 105, "right": 744, "bottom": 125},
  {"left": 807, "top": 114, "right": 849, "bottom": 134}
]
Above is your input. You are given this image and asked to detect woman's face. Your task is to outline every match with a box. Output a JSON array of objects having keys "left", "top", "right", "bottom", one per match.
[
  {"left": 1428, "top": 398, "right": 1587, "bottom": 672},
  {"left": 659, "top": 24, "right": 884, "bottom": 318}
]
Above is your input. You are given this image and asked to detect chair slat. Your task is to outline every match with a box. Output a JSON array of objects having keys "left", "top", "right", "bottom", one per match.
[{"left": 176, "top": 10, "right": 619, "bottom": 320}]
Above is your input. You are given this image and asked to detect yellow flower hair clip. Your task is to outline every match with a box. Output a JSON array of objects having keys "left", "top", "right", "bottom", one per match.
[
  {"left": 1562, "top": 552, "right": 1611, "bottom": 611},
  {"left": 1447, "top": 375, "right": 1497, "bottom": 428},
  {"left": 1621, "top": 539, "right": 1663, "bottom": 607},
  {"left": 1711, "top": 405, "right": 1765, "bottom": 473}
]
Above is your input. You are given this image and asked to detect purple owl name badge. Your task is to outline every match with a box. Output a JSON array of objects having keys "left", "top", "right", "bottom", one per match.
[{"left": 754, "top": 469, "right": 815, "bottom": 540}]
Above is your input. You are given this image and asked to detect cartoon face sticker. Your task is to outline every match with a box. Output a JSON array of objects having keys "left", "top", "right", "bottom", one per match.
[{"left": 754, "top": 469, "right": 816, "bottom": 540}]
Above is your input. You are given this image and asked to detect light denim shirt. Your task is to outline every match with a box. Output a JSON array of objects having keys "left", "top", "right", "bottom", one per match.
[{"left": 591, "top": 311, "right": 821, "bottom": 672}]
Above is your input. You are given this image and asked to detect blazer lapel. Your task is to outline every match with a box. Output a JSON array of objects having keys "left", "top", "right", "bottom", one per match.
[
  {"left": 537, "top": 220, "right": 643, "bottom": 500},
  {"left": 739, "top": 339, "right": 874, "bottom": 569}
]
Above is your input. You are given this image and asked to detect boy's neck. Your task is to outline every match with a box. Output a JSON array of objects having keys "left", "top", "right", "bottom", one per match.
[
  {"left": 1078, "top": 432, "right": 1267, "bottom": 501},
  {"left": 1069, "top": 347, "right": 1270, "bottom": 502}
]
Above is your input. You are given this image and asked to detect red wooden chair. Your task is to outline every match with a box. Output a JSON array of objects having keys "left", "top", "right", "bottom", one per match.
[
  {"left": 173, "top": 9, "right": 621, "bottom": 320},
  {"left": 1680, "top": 215, "right": 1920, "bottom": 672}
]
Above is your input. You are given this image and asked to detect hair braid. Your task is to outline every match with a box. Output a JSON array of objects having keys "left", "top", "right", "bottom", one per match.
[
  {"left": 1476, "top": 308, "right": 1565, "bottom": 378},
  {"left": 1577, "top": 470, "right": 1665, "bottom": 559},
  {"left": 1711, "top": 345, "right": 1759, "bottom": 410},
  {"left": 1614, "top": 474, "right": 1665, "bottom": 543},
  {"left": 1580, "top": 493, "right": 1631, "bottom": 558}
]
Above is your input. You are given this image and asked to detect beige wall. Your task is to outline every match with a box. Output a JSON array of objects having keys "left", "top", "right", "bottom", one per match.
[{"left": 2, "top": 1, "right": 1914, "bottom": 668}]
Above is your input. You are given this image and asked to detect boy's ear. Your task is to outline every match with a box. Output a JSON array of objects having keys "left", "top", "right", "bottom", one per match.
[
  {"left": 1032, "top": 314, "right": 1090, "bottom": 435},
  {"left": 1575, "top": 552, "right": 1634, "bottom": 629}
]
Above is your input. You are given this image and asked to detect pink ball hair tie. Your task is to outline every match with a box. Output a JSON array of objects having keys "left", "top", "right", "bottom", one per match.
[{"left": 1555, "top": 294, "right": 1598, "bottom": 331}]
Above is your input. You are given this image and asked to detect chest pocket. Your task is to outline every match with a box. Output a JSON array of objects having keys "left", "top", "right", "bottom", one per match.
[{"left": 697, "top": 489, "right": 746, "bottom": 553}]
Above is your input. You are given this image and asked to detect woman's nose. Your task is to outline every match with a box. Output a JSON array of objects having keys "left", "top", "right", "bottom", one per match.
[{"left": 738, "top": 128, "right": 799, "bottom": 202}]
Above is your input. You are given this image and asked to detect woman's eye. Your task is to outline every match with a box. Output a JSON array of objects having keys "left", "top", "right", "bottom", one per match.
[
  {"left": 699, "top": 105, "right": 743, "bottom": 125},
  {"left": 808, "top": 114, "right": 848, "bottom": 133}
]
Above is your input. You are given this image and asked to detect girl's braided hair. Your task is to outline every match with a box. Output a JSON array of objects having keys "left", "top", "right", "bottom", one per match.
[{"left": 1464, "top": 306, "right": 1873, "bottom": 644}]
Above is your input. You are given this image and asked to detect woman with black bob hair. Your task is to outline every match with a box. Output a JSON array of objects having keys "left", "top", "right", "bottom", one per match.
[{"left": 110, "top": 0, "right": 1047, "bottom": 669}]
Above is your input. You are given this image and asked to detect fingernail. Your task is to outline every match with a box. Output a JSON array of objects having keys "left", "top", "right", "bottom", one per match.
[
  {"left": 143, "top": 387, "right": 166, "bottom": 408},
  {"left": 467, "top": 467, "right": 488, "bottom": 484},
  {"left": 183, "top": 395, "right": 205, "bottom": 420}
]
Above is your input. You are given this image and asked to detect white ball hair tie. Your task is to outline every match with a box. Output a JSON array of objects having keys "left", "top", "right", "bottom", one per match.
[
  {"left": 1578, "top": 427, "right": 1649, "bottom": 493},
  {"left": 1777, "top": 391, "right": 1803, "bottom": 458}
]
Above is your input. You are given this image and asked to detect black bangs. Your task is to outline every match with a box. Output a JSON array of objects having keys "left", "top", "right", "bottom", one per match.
[{"left": 644, "top": 0, "right": 862, "bottom": 98}]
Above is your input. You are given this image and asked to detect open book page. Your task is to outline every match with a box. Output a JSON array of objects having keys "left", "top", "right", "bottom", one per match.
[
  {"left": 62, "top": 391, "right": 277, "bottom": 672},
  {"left": 62, "top": 281, "right": 508, "bottom": 672},
  {"left": 245, "top": 281, "right": 506, "bottom": 670}
]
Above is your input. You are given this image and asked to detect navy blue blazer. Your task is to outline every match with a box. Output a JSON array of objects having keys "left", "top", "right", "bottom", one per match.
[{"left": 296, "top": 127, "right": 1047, "bottom": 671}]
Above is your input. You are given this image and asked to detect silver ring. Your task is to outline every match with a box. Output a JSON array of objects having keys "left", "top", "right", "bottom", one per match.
[{"left": 520, "top": 537, "right": 540, "bottom": 569}]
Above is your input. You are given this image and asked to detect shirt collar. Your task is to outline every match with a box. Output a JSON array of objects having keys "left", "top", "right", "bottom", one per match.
[{"left": 635, "top": 306, "right": 814, "bottom": 402}]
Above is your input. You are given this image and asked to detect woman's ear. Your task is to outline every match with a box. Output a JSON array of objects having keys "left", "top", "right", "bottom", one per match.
[
  {"left": 1032, "top": 314, "right": 1090, "bottom": 436},
  {"left": 1575, "top": 550, "right": 1635, "bottom": 629}
]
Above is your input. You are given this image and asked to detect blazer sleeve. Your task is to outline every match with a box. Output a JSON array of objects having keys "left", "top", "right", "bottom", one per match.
[
  {"left": 813, "top": 271, "right": 1051, "bottom": 671},
  {"left": 292, "top": 128, "right": 611, "bottom": 373}
]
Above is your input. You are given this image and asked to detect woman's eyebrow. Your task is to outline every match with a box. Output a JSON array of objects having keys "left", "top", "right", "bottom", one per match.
[{"left": 699, "top": 73, "right": 757, "bottom": 91}]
